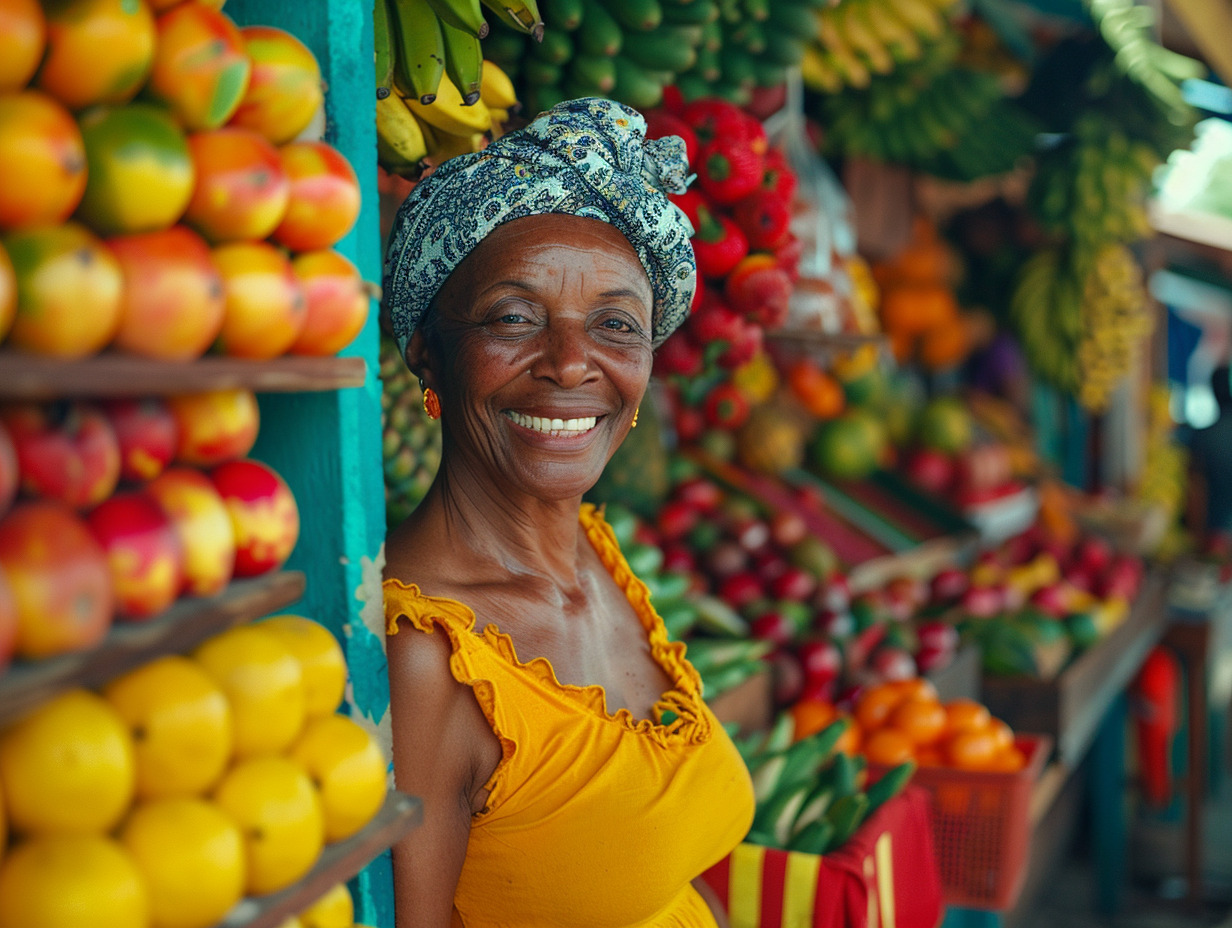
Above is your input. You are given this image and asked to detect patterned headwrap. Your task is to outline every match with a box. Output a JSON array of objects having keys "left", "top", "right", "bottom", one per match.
[{"left": 383, "top": 97, "right": 697, "bottom": 358}]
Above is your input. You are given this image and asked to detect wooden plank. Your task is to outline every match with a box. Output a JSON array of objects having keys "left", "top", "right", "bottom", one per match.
[
  {"left": 848, "top": 534, "right": 977, "bottom": 593},
  {"left": 0, "top": 572, "right": 306, "bottom": 727},
  {"left": 215, "top": 792, "right": 422, "bottom": 928},
  {"left": 0, "top": 354, "right": 368, "bottom": 399}
]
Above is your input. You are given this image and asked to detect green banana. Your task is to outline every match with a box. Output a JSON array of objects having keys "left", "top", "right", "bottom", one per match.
[
  {"left": 659, "top": 0, "right": 718, "bottom": 25},
  {"left": 375, "top": 0, "right": 396, "bottom": 94},
  {"left": 619, "top": 24, "right": 701, "bottom": 72},
  {"left": 528, "top": 26, "right": 573, "bottom": 64},
  {"left": 566, "top": 52, "right": 617, "bottom": 94},
  {"left": 480, "top": 0, "right": 544, "bottom": 38},
  {"left": 740, "top": 0, "right": 768, "bottom": 21},
  {"left": 391, "top": 0, "right": 447, "bottom": 103},
  {"left": 610, "top": 55, "right": 665, "bottom": 109},
  {"left": 440, "top": 18, "right": 484, "bottom": 102},
  {"left": 521, "top": 55, "right": 563, "bottom": 87},
  {"left": 788, "top": 819, "right": 834, "bottom": 855},
  {"left": 540, "top": 0, "right": 583, "bottom": 29},
  {"left": 693, "top": 45, "right": 720, "bottom": 81},
  {"left": 718, "top": 44, "right": 756, "bottom": 88},
  {"left": 760, "top": 29, "right": 804, "bottom": 66},
  {"left": 576, "top": 0, "right": 623, "bottom": 55},
  {"left": 424, "top": 0, "right": 489, "bottom": 38},
  {"left": 376, "top": 91, "right": 429, "bottom": 167},
  {"left": 604, "top": 0, "right": 662, "bottom": 32},
  {"left": 765, "top": 0, "right": 818, "bottom": 40}
]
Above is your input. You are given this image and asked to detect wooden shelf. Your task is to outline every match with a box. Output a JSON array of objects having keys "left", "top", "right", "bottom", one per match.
[
  {"left": 216, "top": 791, "right": 423, "bottom": 928},
  {"left": 0, "top": 354, "right": 368, "bottom": 400},
  {"left": 764, "top": 329, "right": 889, "bottom": 352},
  {"left": 0, "top": 571, "right": 305, "bottom": 727},
  {"left": 1150, "top": 201, "right": 1232, "bottom": 254}
]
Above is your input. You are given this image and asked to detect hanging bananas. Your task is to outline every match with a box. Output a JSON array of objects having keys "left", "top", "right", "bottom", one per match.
[{"left": 375, "top": 0, "right": 523, "bottom": 176}]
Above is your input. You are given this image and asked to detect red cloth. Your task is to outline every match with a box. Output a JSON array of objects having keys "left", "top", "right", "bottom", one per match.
[{"left": 701, "top": 785, "right": 943, "bottom": 928}]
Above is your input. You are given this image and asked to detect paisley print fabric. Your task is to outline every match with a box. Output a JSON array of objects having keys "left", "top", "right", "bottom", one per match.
[{"left": 383, "top": 97, "right": 697, "bottom": 358}]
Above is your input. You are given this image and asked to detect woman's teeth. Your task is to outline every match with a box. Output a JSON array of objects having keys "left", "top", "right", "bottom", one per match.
[{"left": 505, "top": 411, "right": 598, "bottom": 434}]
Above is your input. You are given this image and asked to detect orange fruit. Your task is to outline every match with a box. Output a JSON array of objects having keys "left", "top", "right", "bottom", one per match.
[
  {"left": 75, "top": 103, "right": 195, "bottom": 236},
  {"left": 229, "top": 25, "right": 323, "bottom": 145},
  {"left": 989, "top": 745, "right": 1027, "bottom": 773},
  {"left": 944, "top": 698, "right": 991, "bottom": 735},
  {"left": 943, "top": 728, "right": 999, "bottom": 771},
  {"left": 0, "top": 90, "right": 87, "bottom": 230},
  {"left": 862, "top": 727, "right": 915, "bottom": 766},
  {"left": 916, "top": 746, "right": 944, "bottom": 767},
  {"left": 887, "top": 697, "right": 947, "bottom": 747},
  {"left": 36, "top": 0, "right": 155, "bottom": 110},
  {"left": 184, "top": 128, "right": 290, "bottom": 243},
  {"left": 986, "top": 718, "right": 1015, "bottom": 754},
  {"left": 146, "top": 3, "right": 251, "bottom": 131},
  {"left": 271, "top": 141, "right": 361, "bottom": 252},
  {"left": 288, "top": 249, "right": 369, "bottom": 357},
  {"left": 787, "top": 360, "right": 845, "bottom": 420},
  {"left": 789, "top": 698, "right": 838, "bottom": 742},
  {"left": 853, "top": 683, "right": 906, "bottom": 732},
  {"left": 834, "top": 713, "right": 861, "bottom": 756},
  {"left": 212, "top": 240, "right": 307, "bottom": 359},
  {"left": 0, "top": 0, "right": 46, "bottom": 92},
  {"left": 5, "top": 222, "right": 123, "bottom": 358},
  {"left": 918, "top": 318, "right": 970, "bottom": 371},
  {"left": 888, "top": 677, "right": 939, "bottom": 703}
]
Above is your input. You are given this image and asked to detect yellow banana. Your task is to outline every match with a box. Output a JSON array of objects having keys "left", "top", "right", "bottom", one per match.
[
  {"left": 420, "top": 119, "right": 487, "bottom": 164},
  {"left": 479, "top": 59, "right": 520, "bottom": 110},
  {"left": 376, "top": 92, "right": 429, "bottom": 168},
  {"left": 405, "top": 71, "right": 492, "bottom": 135},
  {"left": 480, "top": 0, "right": 544, "bottom": 38},
  {"left": 884, "top": 0, "right": 944, "bottom": 41}
]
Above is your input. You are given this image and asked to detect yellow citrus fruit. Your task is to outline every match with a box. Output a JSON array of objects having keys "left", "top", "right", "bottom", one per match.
[
  {"left": 119, "top": 797, "right": 245, "bottom": 928},
  {"left": 193, "top": 624, "right": 306, "bottom": 758},
  {"left": 0, "top": 833, "right": 147, "bottom": 928},
  {"left": 299, "top": 883, "right": 354, "bottom": 928},
  {"left": 35, "top": 0, "right": 155, "bottom": 110},
  {"left": 261, "top": 615, "right": 346, "bottom": 718},
  {"left": 0, "top": 689, "right": 134, "bottom": 835},
  {"left": 102, "top": 655, "right": 233, "bottom": 799},
  {"left": 288, "top": 714, "right": 386, "bottom": 842},
  {"left": 0, "top": 0, "right": 46, "bottom": 92},
  {"left": 212, "top": 755, "right": 324, "bottom": 896}
]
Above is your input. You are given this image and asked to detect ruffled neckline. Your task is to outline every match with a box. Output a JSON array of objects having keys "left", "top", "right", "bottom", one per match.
[{"left": 383, "top": 504, "right": 710, "bottom": 747}]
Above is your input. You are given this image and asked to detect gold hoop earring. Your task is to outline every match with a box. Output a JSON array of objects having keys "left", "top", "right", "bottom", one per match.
[
  {"left": 422, "top": 387, "right": 441, "bottom": 421},
  {"left": 630, "top": 407, "right": 639, "bottom": 429}
]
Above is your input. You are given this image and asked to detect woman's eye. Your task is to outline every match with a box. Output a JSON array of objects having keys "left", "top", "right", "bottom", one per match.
[{"left": 498, "top": 313, "right": 525, "bottom": 324}]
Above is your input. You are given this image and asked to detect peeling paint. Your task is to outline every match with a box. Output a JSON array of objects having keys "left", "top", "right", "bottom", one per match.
[{"left": 347, "top": 542, "right": 393, "bottom": 769}]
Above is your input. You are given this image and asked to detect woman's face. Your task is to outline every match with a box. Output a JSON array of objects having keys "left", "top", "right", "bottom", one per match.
[{"left": 414, "top": 214, "right": 654, "bottom": 503}]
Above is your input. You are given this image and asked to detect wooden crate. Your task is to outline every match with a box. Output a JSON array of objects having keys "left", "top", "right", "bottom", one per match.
[{"left": 981, "top": 573, "right": 1169, "bottom": 765}]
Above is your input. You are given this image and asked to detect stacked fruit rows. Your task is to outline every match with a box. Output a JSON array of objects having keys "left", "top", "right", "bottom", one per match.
[
  {"left": 0, "top": 617, "right": 385, "bottom": 928},
  {"left": 0, "top": 0, "right": 369, "bottom": 363}
]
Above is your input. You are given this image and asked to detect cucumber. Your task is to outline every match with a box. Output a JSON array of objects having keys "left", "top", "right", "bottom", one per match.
[
  {"left": 658, "top": 600, "right": 697, "bottom": 640},
  {"left": 623, "top": 541, "right": 664, "bottom": 578},
  {"left": 698, "top": 658, "right": 761, "bottom": 698},
  {"left": 751, "top": 781, "right": 810, "bottom": 847},
  {"left": 641, "top": 570, "right": 690, "bottom": 606},
  {"left": 824, "top": 793, "right": 870, "bottom": 850},
  {"left": 788, "top": 819, "right": 835, "bottom": 855},
  {"left": 602, "top": 503, "right": 639, "bottom": 549},
  {"left": 791, "top": 785, "right": 834, "bottom": 837},
  {"left": 691, "top": 595, "right": 750, "bottom": 638},
  {"left": 864, "top": 760, "right": 916, "bottom": 817}
]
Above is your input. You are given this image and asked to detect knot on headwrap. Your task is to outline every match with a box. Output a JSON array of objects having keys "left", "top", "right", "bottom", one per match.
[{"left": 383, "top": 97, "right": 697, "bottom": 358}]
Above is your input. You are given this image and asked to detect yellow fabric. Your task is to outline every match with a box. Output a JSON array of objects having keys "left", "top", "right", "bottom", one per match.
[{"left": 385, "top": 503, "right": 755, "bottom": 928}]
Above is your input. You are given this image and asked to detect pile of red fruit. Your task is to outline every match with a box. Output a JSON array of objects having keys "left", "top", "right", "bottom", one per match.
[
  {"left": 0, "top": 390, "right": 300, "bottom": 672},
  {"left": 646, "top": 97, "right": 801, "bottom": 381}
]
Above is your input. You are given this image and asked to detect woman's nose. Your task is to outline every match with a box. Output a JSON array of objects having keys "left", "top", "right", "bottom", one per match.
[{"left": 530, "top": 319, "right": 596, "bottom": 388}]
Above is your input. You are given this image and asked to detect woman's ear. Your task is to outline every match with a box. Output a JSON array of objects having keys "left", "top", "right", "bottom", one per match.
[{"left": 404, "top": 329, "right": 433, "bottom": 386}]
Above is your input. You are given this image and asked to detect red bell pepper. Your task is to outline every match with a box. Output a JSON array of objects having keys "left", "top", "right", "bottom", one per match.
[
  {"left": 691, "top": 203, "right": 749, "bottom": 279},
  {"left": 732, "top": 191, "right": 792, "bottom": 251},
  {"left": 703, "top": 382, "right": 751, "bottom": 430},
  {"left": 759, "top": 147, "right": 798, "bottom": 204},
  {"left": 653, "top": 331, "right": 705, "bottom": 379},
  {"left": 725, "top": 253, "right": 792, "bottom": 328},
  {"left": 697, "top": 136, "right": 765, "bottom": 205}
]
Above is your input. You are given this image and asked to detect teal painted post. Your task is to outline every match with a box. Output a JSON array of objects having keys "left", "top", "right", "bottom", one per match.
[
  {"left": 1090, "top": 690, "right": 1130, "bottom": 915},
  {"left": 220, "top": 0, "right": 393, "bottom": 923}
]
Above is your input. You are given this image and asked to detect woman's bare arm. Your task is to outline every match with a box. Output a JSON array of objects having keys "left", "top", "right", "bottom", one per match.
[{"left": 387, "top": 623, "right": 496, "bottom": 928}]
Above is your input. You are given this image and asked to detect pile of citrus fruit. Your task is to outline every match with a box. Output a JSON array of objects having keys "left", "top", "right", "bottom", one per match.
[
  {"left": 791, "top": 679, "right": 1027, "bottom": 773},
  {"left": 0, "top": 0, "right": 368, "bottom": 362},
  {"left": 0, "top": 615, "right": 385, "bottom": 928}
]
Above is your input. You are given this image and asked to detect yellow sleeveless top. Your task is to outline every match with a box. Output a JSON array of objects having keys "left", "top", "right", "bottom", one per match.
[{"left": 384, "top": 504, "right": 755, "bottom": 928}]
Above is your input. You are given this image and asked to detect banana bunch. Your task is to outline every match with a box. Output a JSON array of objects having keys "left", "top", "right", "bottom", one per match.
[
  {"left": 1132, "top": 384, "right": 1188, "bottom": 526},
  {"left": 733, "top": 714, "right": 915, "bottom": 854},
  {"left": 800, "top": 0, "right": 958, "bottom": 94},
  {"left": 374, "top": 0, "right": 524, "bottom": 175},
  {"left": 1010, "top": 244, "right": 1151, "bottom": 412},
  {"left": 815, "top": 43, "right": 1039, "bottom": 179},
  {"left": 1027, "top": 115, "right": 1157, "bottom": 247},
  {"left": 380, "top": 336, "right": 443, "bottom": 525},
  {"left": 1074, "top": 243, "right": 1152, "bottom": 412}
]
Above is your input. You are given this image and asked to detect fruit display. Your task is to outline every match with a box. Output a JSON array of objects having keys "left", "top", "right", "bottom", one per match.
[
  {"left": 373, "top": 0, "right": 522, "bottom": 173},
  {"left": 0, "top": 616, "right": 384, "bottom": 928},
  {"left": 731, "top": 710, "right": 914, "bottom": 855},
  {"left": 379, "top": 336, "right": 442, "bottom": 526},
  {"left": 0, "top": 0, "right": 367, "bottom": 361},
  {"left": 0, "top": 390, "right": 299, "bottom": 668}
]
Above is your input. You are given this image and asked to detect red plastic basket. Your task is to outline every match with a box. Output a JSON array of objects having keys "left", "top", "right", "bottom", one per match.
[{"left": 868, "top": 733, "right": 1052, "bottom": 911}]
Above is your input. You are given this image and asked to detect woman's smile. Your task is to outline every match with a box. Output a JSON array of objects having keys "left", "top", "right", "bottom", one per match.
[{"left": 502, "top": 410, "right": 601, "bottom": 436}]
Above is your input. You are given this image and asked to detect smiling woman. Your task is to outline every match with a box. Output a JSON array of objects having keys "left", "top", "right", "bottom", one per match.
[{"left": 381, "top": 98, "right": 754, "bottom": 928}]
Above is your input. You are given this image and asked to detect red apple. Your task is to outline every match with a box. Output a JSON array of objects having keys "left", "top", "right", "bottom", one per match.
[
  {"left": 769, "top": 509, "right": 808, "bottom": 549},
  {"left": 769, "top": 566, "right": 817, "bottom": 602},
  {"left": 655, "top": 499, "right": 699, "bottom": 543},
  {"left": 749, "top": 608, "right": 796, "bottom": 646},
  {"left": 1098, "top": 555, "right": 1142, "bottom": 601},
  {"left": 954, "top": 443, "right": 1012, "bottom": 494},
  {"left": 0, "top": 501, "right": 113, "bottom": 658},
  {"left": 795, "top": 637, "right": 842, "bottom": 686},
  {"left": 1030, "top": 583, "right": 1071, "bottom": 618},
  {"left": 87, "top": 490, "right": 185, "bottom": 619},
  {"left": 146, "top": 467, "right": 236, "bottom": 597},
  {"left": 1074, "top": 535, "right": 1114, "bottom": 574},
  {"left": 1, "top": 401, "right": 121, "bottom": 509},
  {"left": 167, "top": 388, "right": 259, "bottom": 466},
  {"left": 101, "top": 398, "right": 179, "bottom": 483},
  {"left": 845, "top": 623, "right": 888, "bottom": 672},
  {"left": 0, "top": 565, "right": 18, "bottom": 673},
  {"left": 705, "top": 540, "right": 748, "bottom": 581},
  {"left": 730, "top": 517, "right": 771, "bottom": 555},
  {"left": 751, "top": 550, "right": 789, "bottom": 583},
  {"left": 960, "top": 584, "right": 1004, "bottom": 618},
  {"left": 0, "top": 420, "right": 17, "bottom": 517},
  {"left": 816, "top": 574, "right": 851, "bottom": 613},
  {"left": 915, "top": 643, "right": 952, "bottom": 674},
  {"left": 673, "top": 476, "right": 723, "bottom": 512},
  {"left": 999, "top": 531, "right": 1036, "bottom": 567},
  {"left": 916, "top": 620, "right": 959, "bottom": 652},
  {"left": 904, "top": 447, "right": 956, "bottom": 495},
  {"left": 868, "top": 644, "right": 916, "bottom": 682},
  {"left": 929, "top": 567, "right": 969, "bottom": 604},
  {"left": 800, "top": 676, "right": 839, "bottom": 705},
  {"left": 660, "top": 543, "right": 697, "bottom": 576},
  {"left": 719, "top": 571, "right": 766, "bottom": 611},
  {"left": 210, "top": 458, "right": 299, "bottom": 576},
  {"left": 887, "top": 575, "right": 929, "bottom": 610}
]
